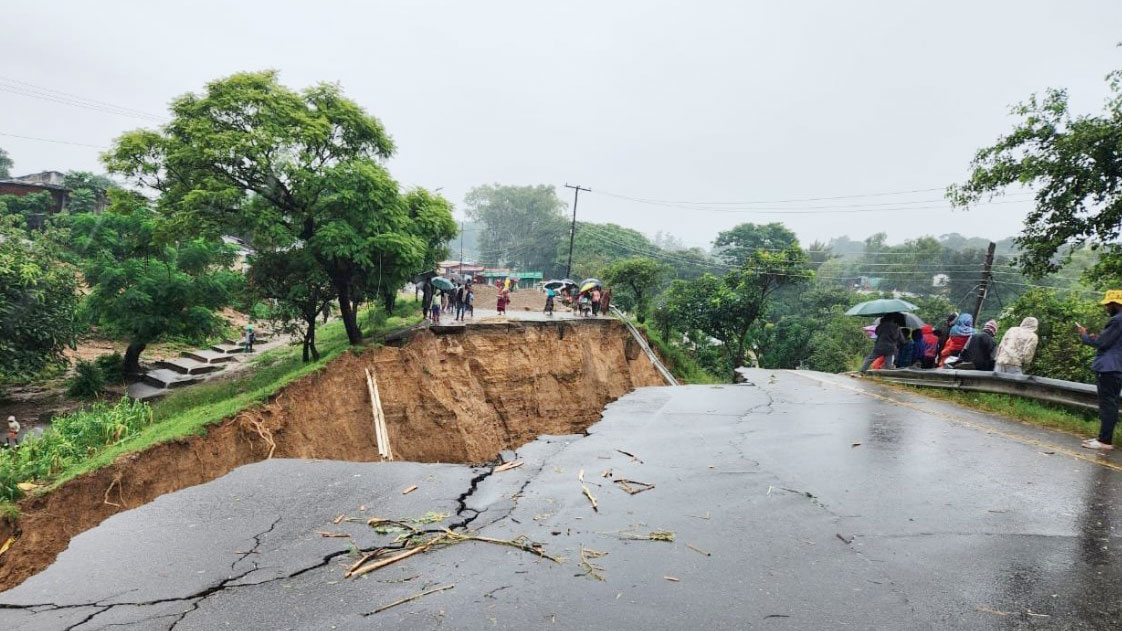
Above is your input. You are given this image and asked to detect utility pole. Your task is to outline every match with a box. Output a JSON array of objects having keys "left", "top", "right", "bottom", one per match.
[
  {"left": 458, "top": 220, "right": 464, "bottom": 277},
  {"left": 971, "top": 242, "right": 996, "bottom": 323},
  {"left": 564, "top": 183, "right": 591, "bottom": 279}
]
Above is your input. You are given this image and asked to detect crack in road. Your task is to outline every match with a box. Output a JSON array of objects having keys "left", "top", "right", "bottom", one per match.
[{"left": 230, "top": 516, "right": 282, "bottom": 571}]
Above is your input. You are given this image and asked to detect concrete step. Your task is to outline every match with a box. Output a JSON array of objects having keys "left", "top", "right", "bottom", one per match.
[
  {"left": 181, "top": 349, "right": 237, "bottom": 364},
  {"left": 225, "top": 334, "right": 271, "bottom": 345},
  {"left": 127, "top": 381, "right": 168, "bottom": 402},
  {"left": 141, "top": 368, "right": 203, "bottom": 389},
  {"left": 155, "top": 357, "right": 225, "bottom": 376},
  {"left": 210, "top": 344, "right": 246, "bottom": 355}
]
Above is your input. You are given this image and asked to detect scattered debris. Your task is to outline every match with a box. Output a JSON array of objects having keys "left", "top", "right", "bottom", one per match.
[
  {"left": 332, "top": 514, "right": 346, "bottom": 525},
  {"left": 975, "top": 605, "right": 1010, "bottom": 617},
  {"left": 616, "top": 449, "right": 644, "bottom": 464},
  {"left": 766, "top": 486, "right": 773, "bottom": 496},
  {"left": 851, "top": 442, "right": 862, "bottom": 447},
  {"left": 687, "top": 543, "right": 711, "bottom": 556},
  {"left": 610, "top": 529, "right": 676, "bottom": 542},
  {"left": 601, "top": 469, "right": 613, "bottom": 478},
  {"left": 687, "top": 511, "right": 711, "bottom": 520},
  {"left": 764, "top": 614, "right": 791, "bottom": 619},
  {"left": 494, "top": 461, "right": 524, "bottom": 473},
  {"left": 402, "top": 484, "right": 418, "bottom": 495},
  {"left": 836, "top": 533, "right": 854, "bottom": 545},
  {"left": 365, "top": 584, "right": 455, "bottom": 615},
  {"left": 579, "top": 545, "right": 607, "bottom": 581},
  {"left": 613, "top": 479, "right": 655, "bottom": 495},
  {"left": 663, "top": 575, "right": 680, "bottom": 582},
  {"left": 0, "top": 536, "right": 13, "bottom": 558},
  {"left": 578, "top": 469, "right": 598, "bottom": 512},
  {"left": 318, "top": 531, "right": 352, "bottom": 538},
  {"left": 359, "top": 505, "right": 367, "bottom": 512},
  {"left": 1026, "top": 610, "right": 1051, "bottom": 618},
  {"left": 377, "top": 575, "right": 420, "bottom": 584},
  {"left": 346, "top": 528, "right": 559, "bottom": 579}
]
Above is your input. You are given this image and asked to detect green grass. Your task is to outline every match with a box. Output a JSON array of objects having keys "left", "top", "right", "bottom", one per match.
[
  {"left": 0, "top": 301, "right": 422, "bottom": 515},
  {"left": 896, "top": 385, "right": 1118, "bottom": 443},
  {"left": 635, "top": 323, "right": 723, "bottom": 384}
]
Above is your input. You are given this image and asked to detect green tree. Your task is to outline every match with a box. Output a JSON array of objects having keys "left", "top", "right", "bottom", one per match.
[
  {"left": 600, "top": 257, "right": 671, "bottom": 322},
  {"left": 948, "top": 68, "right": 1122, "bottom": 279},
  {"left": 248, "top": 248, "right": 335, "bottom": 362},
  {"left": 713, "top": 222, "right": 799, "bottom": 266},
  {"left": 663, "top": 243, "right": 810, "bottom": 378},
  {"left": 103, "top": 71, "right": 447, "bottom": 345},
  {"left": 0, "top": 191, "right": 53, "bottom": 217},
  {"left": 0, "top": 215, "right": 79, "bottom": 380},
  {"left": 567, "top": 222, "right": 657, "bottom": 279},
  {"left": 0, "top": 146, "right": 11, "bottom": 179},
  {"left": 72, "top": 204, "right": 238, "bottom": 374},
  {"left": 465, "top": 184, "right": 569, "bottom": 277}
]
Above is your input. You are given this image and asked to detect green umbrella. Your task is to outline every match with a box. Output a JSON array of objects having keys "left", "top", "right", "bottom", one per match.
[
  {"left": 431, "top": 277, "right": 455, "bottom": 292},
  {"left": 845, "top": 298, "right": 919, "bottom": 317}
]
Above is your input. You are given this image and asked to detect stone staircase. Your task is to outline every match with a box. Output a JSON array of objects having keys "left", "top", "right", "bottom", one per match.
[{"left": 127, "top": 330, "right": 273, "bottom": 401}]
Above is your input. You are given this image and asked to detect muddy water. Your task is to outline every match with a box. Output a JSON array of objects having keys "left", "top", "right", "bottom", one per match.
[{"left": 0, "top": 319, "right": 663, "bottom": 591}]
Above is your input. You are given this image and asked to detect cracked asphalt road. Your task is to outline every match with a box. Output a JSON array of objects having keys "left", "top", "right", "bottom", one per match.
[{"left": 2, "top": 369, "right": 1121, "bottom": 629}]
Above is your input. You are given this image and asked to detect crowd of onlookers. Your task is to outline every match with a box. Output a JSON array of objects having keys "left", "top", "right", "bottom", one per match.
[{"left": 860, "top": 312, "right": 1038, "bottom": 374}]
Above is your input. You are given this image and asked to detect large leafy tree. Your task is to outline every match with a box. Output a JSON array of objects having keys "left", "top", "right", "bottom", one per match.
[
  {"left": 663, "top": 243, "right": 810, "bottom": 377},
  {"left": 0, "top": 215, "right": 79, "bottom": 380},
  {"left": 713, "top": 222, "right": 799, "bottom": 266},
  {"left": 248, "top": 248, "right": 335, "bottom": 362},
  {"left": 103, "top": 70, "right": 448, "bottom": 345},
  {"left": 70, "top": 200, "right": 238, "bottom": 374},
  {"left": 948, "top": 68, "right": 1122, "bottom": 279},
  {"left": 600, "top": 256, "right": 670, "bottom": 322},
  {"left": 464, "top": 184, "right": 568, "bottom": 277}
]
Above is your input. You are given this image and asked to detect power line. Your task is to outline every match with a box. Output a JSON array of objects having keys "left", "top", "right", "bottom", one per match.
[
  {"left": 0, "top": 76, "right": 164, "bottom": 122},
  {"left": 0, "top": 131, "right": 106, "bottom": 149},
  {"left": 594, "top": 186, "right": 955, "bottom": 205},
  {"left": 591, "top": 192, "right": 1032, "bottom": 214}
]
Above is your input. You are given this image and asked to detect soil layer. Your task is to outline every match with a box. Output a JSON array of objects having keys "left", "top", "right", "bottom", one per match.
[{"left": 0, "top": 319, "right": 663, "bottom": 591}]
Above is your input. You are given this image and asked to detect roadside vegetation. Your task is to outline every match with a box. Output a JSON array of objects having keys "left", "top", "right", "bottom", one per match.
[
  {"left": 894, "top": 386, "right": 1118, "bottom": 444},
  {"left": 0, "top": 302, "right": 419, "bottom": 510}
]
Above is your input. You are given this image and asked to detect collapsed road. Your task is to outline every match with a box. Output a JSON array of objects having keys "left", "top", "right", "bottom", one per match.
[{"left": 2, "top": 369, "right": 1121, "bottom": 630}]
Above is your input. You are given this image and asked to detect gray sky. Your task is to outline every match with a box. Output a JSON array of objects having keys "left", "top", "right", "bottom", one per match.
[{"left": 3, "top": 0, "right": 1120, "bottom": 250}]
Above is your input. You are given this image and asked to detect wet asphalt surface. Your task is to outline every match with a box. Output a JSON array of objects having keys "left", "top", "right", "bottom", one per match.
[{"left": 2, "top": 369, "right": 1121, "bottom": 630}]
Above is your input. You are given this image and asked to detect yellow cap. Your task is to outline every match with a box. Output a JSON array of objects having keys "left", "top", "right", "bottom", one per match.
[{"left": 1101, "top": 290, "right": 1122, "bottom": 305}]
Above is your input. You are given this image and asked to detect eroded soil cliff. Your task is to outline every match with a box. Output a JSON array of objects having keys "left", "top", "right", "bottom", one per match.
[{"left": 0, "top": 319, "right": 663, "bottom": 590}]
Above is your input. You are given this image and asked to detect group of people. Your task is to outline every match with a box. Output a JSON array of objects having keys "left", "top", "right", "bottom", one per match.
[
  {"left": 860, "top": 311, "right": 1039, "bottom": 374},
  {"left": 545, "top": 284, "right": 611, "bottom": 317},
  {"left": 428, "top": 283, "right": 474, "bottom": 323}
]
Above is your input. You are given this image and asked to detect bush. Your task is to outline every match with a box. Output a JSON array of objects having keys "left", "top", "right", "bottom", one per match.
[
  {"left": 0, "top": 398, "right": 153, "bottom": 502},
  {"left": 999, "top": 289, "right": 1099, "bottom": 383},
  {"left": 66, "top": 360, "right": 106, "bottom": 398},
  {"left": 95, "top": 352, "right": 126, "bottom": 385}
]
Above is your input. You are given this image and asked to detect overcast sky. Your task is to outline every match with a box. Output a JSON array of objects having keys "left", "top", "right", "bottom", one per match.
[{"left": 3, "top": 0, "right": 1120, "bottom": 250}]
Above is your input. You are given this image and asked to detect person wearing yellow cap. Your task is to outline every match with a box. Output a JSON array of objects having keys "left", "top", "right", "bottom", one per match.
[{"left": 1077, "top": 290, "right": 1122, "bottom": 450}]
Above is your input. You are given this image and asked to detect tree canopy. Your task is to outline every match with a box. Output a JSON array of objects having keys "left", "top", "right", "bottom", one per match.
[
  {"left": 464, "top": 184, "right": 568, "bottom": 277},
  {"left": 948, "top": 69, "right": 1122, "bottom": 280},
  {"left": 0, "top": 146, "right": 11, "bottom": 179},
  {"left": 103, "top": 70, "right": 451, "bottom": 344},
  {"left": 600, "top": 256, "right": 670, "bottom": 322}
]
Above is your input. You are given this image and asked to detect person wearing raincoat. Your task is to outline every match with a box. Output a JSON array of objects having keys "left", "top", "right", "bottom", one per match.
[
  {"left": 920, "top": 324, "right": 940, "bottom": 368},
  {"left": 994, "top": 317, "right": 1038, "bottom": 375},
  {"left": 939, "top": 313, "right": 974, "bottom": 367}
]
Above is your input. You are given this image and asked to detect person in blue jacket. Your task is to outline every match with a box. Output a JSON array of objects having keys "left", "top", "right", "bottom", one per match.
[{"left": 1078, "top": 290, "right": 1122, "bottom": 450}]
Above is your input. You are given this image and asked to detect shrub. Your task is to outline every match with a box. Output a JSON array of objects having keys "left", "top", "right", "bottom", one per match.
[
  {"left": 66, "top": 360, "right": 106, "bottom": 398},
  {"left": 95, "top": 352, "right": 126, "bottom": 385},
  {"left": 0, "top": 398, "right": 153, "bottom": 502}
]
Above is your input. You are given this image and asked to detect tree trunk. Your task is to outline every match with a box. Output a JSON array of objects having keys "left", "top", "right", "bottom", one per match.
[
  {"left": 302, "top": 315, "right": 319, "bottom": 362},
  {"left": 335, "top": 282, "right": 363, "bottom": 345},
  {"left": 123, "top": 342, "right": 147, "bottom": 377},
  {"left": 382, "top": 288, "right": 396, "bottom": 314}
]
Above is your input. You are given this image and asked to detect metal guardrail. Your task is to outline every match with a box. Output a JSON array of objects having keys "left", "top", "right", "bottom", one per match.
[
  {"left": 610, "top": 306, "right": 680, "bottom": 386},
  {"left": 863, "top": 368, "right": 1099, "bottom": 411}
]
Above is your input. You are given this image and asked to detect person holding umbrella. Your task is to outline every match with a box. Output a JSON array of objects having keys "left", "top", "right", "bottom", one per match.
[
  {"left": 860, "top": 312, "right": 906, "bottom": 373},
  {"left": 1077, "top": 290, "right": 1122, "bottom": 451}
]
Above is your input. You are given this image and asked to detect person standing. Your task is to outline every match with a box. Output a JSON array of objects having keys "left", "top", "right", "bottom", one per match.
[
  {"left": 454, "top": 285, "right": 466, "bottom": 321},
  {"left": 545, "top": 287, "right": 556, "bottom": 316},
  {"left": 244, "top": 325, "right": 256, "bottom": 354},
  {"left": 6, "top": 415, "right": 19, "bottom": 447},
  {"left": 430, "top": 292, "right": 442, "bottom": 323},
  {"left": 860, "top": 313, "right": 905, "bottom": 372},
  {"left": 590, "top": 287, "right": 601, "bottom": 316},
  {"left": 1079, "top": 291, "right": 1122, "bottom": 450},
  {"left": 465, "top": 286, "right": 474, "bottom": 318},
  {"left": 961, "top": 320, "right": 998, "bottom": 371},
  {"left": 995, "top": 317, "right": 1038, "bottom": 374}
]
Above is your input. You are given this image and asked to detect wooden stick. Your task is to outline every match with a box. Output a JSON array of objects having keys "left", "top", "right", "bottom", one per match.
[
  {"left": 346, "top": 542, "right": 433, "bottom": 578},
  {"left": 367, "top": 584, "right": 454, "bottom": 615},
  {"left": 365, "top": 369, "right": 387, "bottom": 459},
  {"left": 368, "top": 367, "right": 393, "bottom": 461}
]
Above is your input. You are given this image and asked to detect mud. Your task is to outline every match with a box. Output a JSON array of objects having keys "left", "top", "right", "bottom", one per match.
[{"left": 0, "top": 319, "right": 663, "bottom": 591}]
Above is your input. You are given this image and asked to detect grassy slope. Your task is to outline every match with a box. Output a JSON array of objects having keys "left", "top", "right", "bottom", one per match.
[
  {"left": 892, "top": 385, "right": 1118, "bottom": 443},
  {"left": 635, "top": 323, "right": 723, "bottom": 384},
  {"left": 2, "top": 302, "right": 421, "bottom": 515}
]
